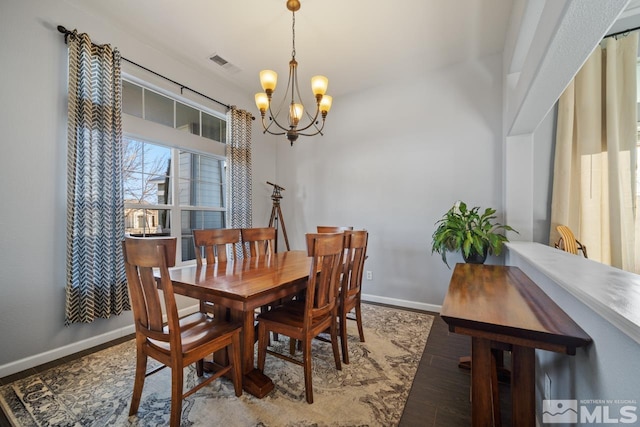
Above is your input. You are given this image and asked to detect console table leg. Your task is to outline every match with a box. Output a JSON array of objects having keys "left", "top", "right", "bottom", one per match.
[
  {"left": 472, "top": 337, "right": 496, "bottom": 426},
  {"left": 511, "top": 345, "right": 535, "bottom": 427}
]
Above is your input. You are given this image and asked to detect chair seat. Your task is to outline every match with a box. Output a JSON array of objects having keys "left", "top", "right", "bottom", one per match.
[
  {"left": 258, "top": 302, "right": 331, "bottom": 332},
  {"left": 149, "top": 313, "right": 242, "bottom": 353}
]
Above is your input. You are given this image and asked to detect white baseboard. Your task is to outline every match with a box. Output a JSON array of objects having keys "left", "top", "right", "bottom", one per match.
[
  {"left": 0, "top": 305, "right": 199, "bottom": 379},
  {"left": 361, "top": 293, "right": 442, "bottom": 313}
]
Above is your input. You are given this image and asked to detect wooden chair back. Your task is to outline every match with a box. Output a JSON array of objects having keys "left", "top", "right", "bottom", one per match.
[
  {"left": 241, "top": 227, "right": 276, "bottom": 258},
  {"left": 193, "top": 228, "right": 241, "bottom": 265},
  {"left": 336, "top": 230, "right": 368, "bottom": 363},
  {"left": 317, "top": 226, "right": 354, "bottom": 233},
  {"left": 342, "top": 230, "right": 368, "bottom": 302},
  {"left": 555, "top": 225, "right": 588, "bottom": 258},
  {"left": 123, "top": 237, "right": 178, "bottom": 337},
  {"left": 304, "top": 233, "right": 345, "bottom": 323}
]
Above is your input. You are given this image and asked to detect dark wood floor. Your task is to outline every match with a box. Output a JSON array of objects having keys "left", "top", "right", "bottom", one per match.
[
  {"left": 0, "top": 313, "right": 510, "bottom": 427},
  {"left": 399, "top": 313, "right": 512, "bottom": 426}
]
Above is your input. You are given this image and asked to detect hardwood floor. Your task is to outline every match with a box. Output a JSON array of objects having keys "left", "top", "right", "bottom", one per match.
[
  {"left": 400, "top": 313, "right": 512, "bottom": 426},
  {"left": 0, "top": 312, "right": 510, "bottom": 427}
]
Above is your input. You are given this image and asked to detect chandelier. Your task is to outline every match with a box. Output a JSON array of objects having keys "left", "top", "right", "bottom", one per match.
[{"left": 254, "top": 0, "right": 332, "bottom": 146}]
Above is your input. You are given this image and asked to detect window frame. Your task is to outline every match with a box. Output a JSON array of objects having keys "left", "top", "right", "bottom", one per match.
[{"left": 122, "top": 75, "right": 228, "bottom": 266}]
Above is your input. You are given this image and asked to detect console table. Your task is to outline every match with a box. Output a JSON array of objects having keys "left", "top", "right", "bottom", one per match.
[{"left": 440, "top": 263, "right": 592, "bottom": 426}]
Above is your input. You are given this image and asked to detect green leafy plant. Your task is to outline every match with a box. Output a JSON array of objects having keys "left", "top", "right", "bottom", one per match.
[{"left": 431, "top": 201, "right": 517, "bottom": 268}]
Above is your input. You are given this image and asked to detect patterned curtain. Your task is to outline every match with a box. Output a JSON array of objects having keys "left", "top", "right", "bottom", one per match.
[
  {"left": 64, "top": 31, "right": 128, "bottom": 325},
  {"left": 226, "top": 107, "right": 253, "bottom": 258}
]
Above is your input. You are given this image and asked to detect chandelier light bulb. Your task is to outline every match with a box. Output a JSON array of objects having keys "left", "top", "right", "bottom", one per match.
[
  {"left": 289, "top": 103, "right": 304, "bottom": 126},
  {"left": 311, "top": 75, "right": 328, "bottom": 97},
  {"left": 260, "top": 70, "right": 278, "bottom": 93},
  {"left": 319, "top": 95, "right": 332, "bottom": 114},
  {"left": 255, "top": 93, "right": 269, "bottom": 112}
]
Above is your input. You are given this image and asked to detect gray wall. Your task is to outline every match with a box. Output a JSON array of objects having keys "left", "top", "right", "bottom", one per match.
[{"left": 273, "top": 53, "right": 506, "bottom": 310}]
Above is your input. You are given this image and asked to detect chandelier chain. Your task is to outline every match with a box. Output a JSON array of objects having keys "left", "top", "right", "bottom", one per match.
[{"left": 291, "top": 12, "right": 296, "bottom": 59}]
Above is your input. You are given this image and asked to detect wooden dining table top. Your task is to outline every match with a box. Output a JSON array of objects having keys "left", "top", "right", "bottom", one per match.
[{"left": 167, "top": 249, "right": 312, "bottom": 311}]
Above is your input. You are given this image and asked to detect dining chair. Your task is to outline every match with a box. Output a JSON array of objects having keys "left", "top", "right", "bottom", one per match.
[
  {"left": 554, "top": 225, "right": 588, "bottom": 258},
  {"left": 193, "top": 228, "right": 242, "bottom": 265},
  {"left": 337, "top": 229, "right": 368, "bottom": 364},
  {"left": 241, "top": 227, "right": 276, "bottom": 258},
  {"left": 193, "top": 228, "right": 242, "bottom": 315},
  {"left": 122, "top": 237, "right": 242, "bottom": 427},
  {"left": 257, "top": 232, "right": 344, "bottom": 404}
]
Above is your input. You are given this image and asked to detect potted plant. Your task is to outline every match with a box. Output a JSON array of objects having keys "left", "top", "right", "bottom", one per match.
[{"left": 431, "top": 201, "right": 517, "bottom": 268}]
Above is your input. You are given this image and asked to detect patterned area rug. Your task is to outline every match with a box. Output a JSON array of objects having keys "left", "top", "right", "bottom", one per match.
[{"left": 0, "top": 304, "right": 433, "bottom": 427}]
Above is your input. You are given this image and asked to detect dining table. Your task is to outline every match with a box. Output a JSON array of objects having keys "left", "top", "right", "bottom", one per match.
[{"left": 164, "top": 250, "right": 312, "bottom": 398}]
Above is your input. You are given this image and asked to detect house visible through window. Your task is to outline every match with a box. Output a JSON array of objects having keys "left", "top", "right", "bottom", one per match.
[{"left": 122, "top": 79, "right": 227, "bottom": 263}]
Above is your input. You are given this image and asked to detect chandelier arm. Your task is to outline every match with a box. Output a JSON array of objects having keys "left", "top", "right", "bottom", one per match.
[
  {"left": 290, "top": 104, "right": 322, "bottom": 133},
  {"left": 265, "top": 103, "right": 292, "bottom": 133},
  {"left": 260, "top": 115, "right": 286, "bottom": 136},
  {"left": 296, "top": 119, "right": 326, "bottom": 137}
]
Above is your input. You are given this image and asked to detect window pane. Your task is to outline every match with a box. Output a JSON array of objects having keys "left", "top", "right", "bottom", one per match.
[
  {"left": 144, "top": 90, "right": 174, "bottom": 127},
  {"left": 182, "top": 236, "right": 196, "bottom": 262},
  {"left": 176, "top": 103, "right": 200, "bottom": 136},
  {"left": 182, "top": 211, "right": 225, "bottom": 232},
  {"left": 123, "top": 138, "right": 171, "bottom": 205},
  {"left": 177, "top": 152, "right": 224, "bottom": 207},
  {"left": 122, "top": 81, "right": 142, "bottom": 118},
  {"left": 203, "top": 112, "right": 226, "bottom": 142},
  {"left": 181, "top": 211, "right": 226, "bottom": 261},
  {"left": 125, "top": 209, "right": 170, "bottom": 236}
]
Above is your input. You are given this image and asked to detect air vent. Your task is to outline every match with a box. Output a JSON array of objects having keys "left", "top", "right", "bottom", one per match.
[
  {"left": 210, "top": 54, "right": 228, "bottom": 66},
  {"left": 209, "top": 53, "right": 241, "bottom": 74}
]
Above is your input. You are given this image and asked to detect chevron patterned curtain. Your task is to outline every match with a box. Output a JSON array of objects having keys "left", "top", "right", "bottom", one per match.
[
  {"left": 64, "top": 31, "right": 128, "bottom": 325},
  {"left": 226, "top": 107, "right": 253, "bottom": 258}
]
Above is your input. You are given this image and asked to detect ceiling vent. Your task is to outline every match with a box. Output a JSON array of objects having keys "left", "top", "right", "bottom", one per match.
[{"left": 209, "top": 53, "right": 241, "bottom": 74}]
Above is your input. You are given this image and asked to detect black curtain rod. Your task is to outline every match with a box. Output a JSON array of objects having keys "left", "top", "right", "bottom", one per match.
[
  {"left": 604, "top": 25, "right": 640, "bottom": 39},
  {"left": 57, "top": 25, "right": 233, "bottom": 111}
]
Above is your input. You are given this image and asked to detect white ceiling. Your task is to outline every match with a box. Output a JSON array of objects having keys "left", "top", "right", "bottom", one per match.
[{"left": 63, "top": 0, "right": 514, "bottom": 99}]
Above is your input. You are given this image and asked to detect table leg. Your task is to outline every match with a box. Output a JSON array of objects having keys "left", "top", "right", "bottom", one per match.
[
  {"left": 472, "top": 337, "right": 497, "bottom": 426},
  {"left": 511, "top": 346, "right": 535, "bottom": 427},
  {"left": 231, "top": 308, "right": 275, "bottom": 398}
]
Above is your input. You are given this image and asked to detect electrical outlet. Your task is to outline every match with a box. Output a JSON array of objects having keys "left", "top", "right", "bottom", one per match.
[
  {"left": 544, "top": 373, "right": 551, "bottom": 400},
  {"left": 366, "top": 271, "right": 372, "bottom": 280}
]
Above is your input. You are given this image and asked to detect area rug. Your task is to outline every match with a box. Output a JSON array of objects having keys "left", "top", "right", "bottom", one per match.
[{"left": 0, "top": 304, "right": 433, "bottom": 427}]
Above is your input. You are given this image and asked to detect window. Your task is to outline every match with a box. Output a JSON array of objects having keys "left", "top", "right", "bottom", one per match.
[
  {"left": 122, "top": 79, "right": 228, "bottom": 263},
  {"left": 122, "top": 80, "right": 227, "bottom": 143}
]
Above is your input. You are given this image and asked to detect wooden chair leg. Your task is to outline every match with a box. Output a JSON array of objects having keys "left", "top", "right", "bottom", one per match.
[
  {"left": 170, "top": 366, "right": 184, "bottom": 427},
  {"left": 303, "top": 337, "right": 314, "bottom": 404},
  {"left": 129, "top": 351, "right": 147, "bottom": 416},
  {"left": 289, "top": 337, "right": 297, "bottom": 355},
  {"left": 330, "top": 319, "right": 342, "bottom": 371},
  {"left": 355, "top": 301, "right": 365, "bottom": 342},
  {"left": 230, "top": 332, "right": 243, "bottom": 397},
  {"left": 339, "top": 312, "right": 349, "bottom": 364},
  {"left": 196, "top": 359, "right": 204, "bottom": 377}
]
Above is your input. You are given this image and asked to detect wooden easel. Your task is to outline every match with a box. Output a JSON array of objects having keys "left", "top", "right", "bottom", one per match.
[{"left": 267, "top": 181, "right": 290, "bottom": 252}]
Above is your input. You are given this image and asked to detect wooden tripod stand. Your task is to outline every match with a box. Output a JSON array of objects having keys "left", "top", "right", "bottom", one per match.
[{"left": 267, "top": 181, "right": 290, "bottom": 252}]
